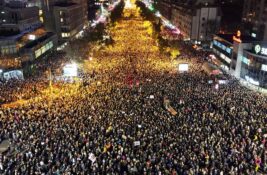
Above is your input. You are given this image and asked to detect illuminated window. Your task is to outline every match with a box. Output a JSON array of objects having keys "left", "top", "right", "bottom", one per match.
[
  {"left": 60, "top": 18, "right": 63, "bottom": 22},
  {"left": 35, "top": 49, "right": 41, "bottom": 58},
  {"left": 48, "top": 41, "right": 53, "bottom": 48},
  {"left": 262, "top": 64, "right": 267, "bottom": 71},
  {"left": 61, "top": 33, "right": 70, "bottom": 38},
  {"left": 45, "top": 43, "right": 50, "bottom": 50},
  {"left": 40, "top": 17, "right": 44, "bottom": 23},
  {"left": 1, "top": 11, "right": 5, "bottom": 14},
  {"left": 39, "top": 10, "right": 43, "bottom": 15},
  {"left": 242, "top": 56, "right": 250, "bottom": 65},
  {"left": 251, "top": 33, "right": 256, "bottom": 38},
  {"left": 220, "top": 53, "right": 231, "bottom": 63},
  {"left": 60, "top": 11, "right": 63, "bottom": 15},
  {"left": 222, "top": 45, "right": 226, "bottom": 51},
  {"left": 261, "top": 48, "right": 267, "bottom": 56},
  {"left": 226, "top": 48, "right": 231, "bottom": 54},
  {"left": 41, "top": 46, "right": 46, "bottom": 53}
]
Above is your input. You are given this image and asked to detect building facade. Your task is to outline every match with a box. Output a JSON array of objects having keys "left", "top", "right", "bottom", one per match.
[
  {"left": 0, "top": 1, "right": 40, "bottom": 33},
  {"left": 211, "top": 32, "right": 267, "bottom": 89},
  {"left": 241, "top": 43, "right": 267, "bottom": 88},
  {"left": 242, "top": 0, "right": 267, "bottom": 40},
  {"left": 53, "top": 3, "right": 84, "bottom": 42},
  {"left": 20, "top": 32, "right": 57, "bottom": 61},
  {"left": 40, "top": 0, "right": 86, "bottom": 43},
  {"left": 171, "top": 4, "right": 221, "bottom": 43}
]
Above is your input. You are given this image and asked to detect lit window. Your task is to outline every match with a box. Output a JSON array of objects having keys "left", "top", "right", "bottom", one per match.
[
  {"left": 62, "top": 33, "right": 69, "bottom": 38},
  {"left": 41, "top": 46, "right": 46, "bottom": 53},
  {"left": 261, "top": 48, "right": 267, "bottom": 56},
  {"left": 226, "top": 48, "right": 231, "bottom": 54},
  {"left": 251, "top": 33, "right": 256, "bottom": 38},
  {"left": 35, "top": 49, "right": 41, "bottom": 58},
  {"left": 1, "top": 11, "right": 5, "bottom": 14},
  {"left": 39, "top": 10, "right": 43, "bottom": 15},
  {"left": 3, "top": 19, "right": 6, "bottom": 22},
  {"left": 60, "top": 18, "right": 63, "bottom": 22},
  {"left": 60, "top": 11, "right": 63, "bottom": 15},
  {"left": 262, "top": 64, "right": 267, "bottom": 71},
  {"left": 40, "top": 17, "right": 44, "bottom": 23},
  {"left": 242, "top": 56, "right": 250, "bottom": 65},
  {"left": 222, "top": 45, "right": 226, "bottom": 51}
]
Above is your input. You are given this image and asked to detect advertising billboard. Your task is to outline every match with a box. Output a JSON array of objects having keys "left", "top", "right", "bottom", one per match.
[
  {"left": 178, "top": 63, "right": 189, "bottom": 72},
  {"left": 63, "top": 63, "right": 78, "bottom": 77}
]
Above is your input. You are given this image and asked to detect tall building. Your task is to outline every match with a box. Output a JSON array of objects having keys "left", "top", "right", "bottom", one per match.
[
  {"left": 211, "top": 32, "right": 267, "bottom": 89},
  {"left": 0, "top": 1, "right": 57, "bottom": 65},
  {"left": 242, "top": 0, "right": 267, "bottom": 40},
  {"left": 0, "top": 1, "right": 41, "bottom": 33},
  {"left": 171, "top": 4, "right": 221, "bottom": 43},
  {"left": 39, "top": 0, "right": 87, "bottom": 43},
  {"left": 53, "top": 2, "right": 84, "bottom": 42},
  {"left": 27, "top": 0, "right": 45, "bottom": 24}
]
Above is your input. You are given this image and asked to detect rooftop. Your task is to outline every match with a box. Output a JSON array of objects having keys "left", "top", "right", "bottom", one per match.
[{"left": 23, "top": 32, "right": 54, "bottom": 49}]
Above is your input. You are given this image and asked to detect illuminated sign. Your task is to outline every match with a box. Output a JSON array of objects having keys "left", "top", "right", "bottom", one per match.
[
  {"left": 262, "top": 48, "right": 267, "bottom": 55},
  {"left": 64, "top": 63, "right": 78, "bottom": 77},
  {"left": 254, "top": 44, "right": 267, "bottom": 56},
  {"left": 178, "top": 63, "right": 189, "bottom": 72},
  {"left": 255, "top": 45, "right": 261, "bottom": 54},
  {"left": 213, "top": 40, "right": 232, "bottom": 54}
]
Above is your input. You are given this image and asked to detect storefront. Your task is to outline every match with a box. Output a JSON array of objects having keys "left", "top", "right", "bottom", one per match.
[
  {"left": 241, "top": 43, "right": 267, "bottom": 88},
  {"left": 20, "top": 32, "right": 57, "bottom": 62},
  {"left": 211, "top": 32, "right": 267, "bottom": 90},
  {"left": 211, "top": 34, "right": 233, "bottom": 71}
]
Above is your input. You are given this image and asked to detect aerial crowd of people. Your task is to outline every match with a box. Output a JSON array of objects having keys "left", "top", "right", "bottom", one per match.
[{"left": 0, "top": 3, "right": 267, "bottom": 175}]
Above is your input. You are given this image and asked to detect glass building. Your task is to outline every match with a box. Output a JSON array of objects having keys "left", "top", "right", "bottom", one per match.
[
  {"left": 211, "top": 33, "right": 267, "bottom": 89},
  {"left": 241, "top": 43, "right": 267, "bottom": 88},
  {"left": 212, "top": 34, "right": 233, "bottom": 71}
]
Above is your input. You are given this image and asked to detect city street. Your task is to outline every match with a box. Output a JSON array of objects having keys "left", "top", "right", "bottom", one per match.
[{"left": 0, "top": 0, "right": 267, "bottom": 174}]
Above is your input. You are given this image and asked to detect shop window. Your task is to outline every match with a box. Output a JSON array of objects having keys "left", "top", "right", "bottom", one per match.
[
  {"left": 41, "top": 46, "right": 46, "bottom": 54},
  {"left": 35, "top": 49, "right": 41, "bottom": 58},
  {"left": 242, "top": 56, "right": 250, "bottom": 65},
  {"left": 226, "top": 48, "right": 231, "bottom": 54}
]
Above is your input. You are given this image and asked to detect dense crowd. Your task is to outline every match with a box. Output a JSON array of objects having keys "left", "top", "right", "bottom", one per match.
[
  {"left": 0, "top": 2, "right": 267, "bottom": 175},
  {"left": 0, "top": 52, "right": 70, "bottom": 105}
]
